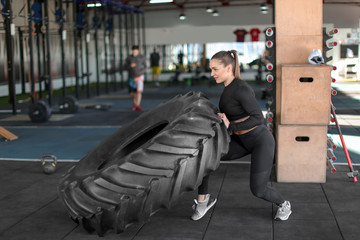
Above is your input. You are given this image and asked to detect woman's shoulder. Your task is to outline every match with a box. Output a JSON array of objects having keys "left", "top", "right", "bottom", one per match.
[{"left": 233, "top": 78, "right": 251, "bottom": 89}]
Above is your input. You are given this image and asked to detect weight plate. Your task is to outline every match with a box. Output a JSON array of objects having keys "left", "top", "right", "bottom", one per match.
[
  {"left": 28, "top": 100, "right": 52, "bottom": 123},
  {"left": 59, "top": 96, "right": 79, "bottom": 114}
]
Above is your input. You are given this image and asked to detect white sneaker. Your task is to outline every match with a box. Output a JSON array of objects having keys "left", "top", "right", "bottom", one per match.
[
  {"left": 308, "top": 49, "right": 324, "bottom": 65},
  {"left": 191, "top": 194, "right": 217, "bottom": 221},
  {"left": 275, "top": 201, "right": 292, "bottom": 221}
]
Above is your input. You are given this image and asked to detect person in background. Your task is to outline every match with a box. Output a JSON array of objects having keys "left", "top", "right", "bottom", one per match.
[
  {"left": 124, "top": 45, "right": 146, "bottom": 111},
  {"left": 150, "top": 48, "right": 161, "bottom": 87},
  {"left": 178, "top": 51, "right": 185, "bottom": 72},
  {"left": 191, "top": 49, "right": 292, "bottom": 222}
]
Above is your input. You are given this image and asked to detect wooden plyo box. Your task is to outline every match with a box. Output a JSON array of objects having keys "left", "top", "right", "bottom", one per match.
[
  {"left": 280, "top": 64, "right": 332, "bottom": 125},
  {"left": 276, "top": 36, "right": 323, "bottom": 66},
  {"left": 276, "top": 125, "right": 328, "bottom": 183},
  {"left": 275, "top": 0, "right": 323, "bottom": 37}
]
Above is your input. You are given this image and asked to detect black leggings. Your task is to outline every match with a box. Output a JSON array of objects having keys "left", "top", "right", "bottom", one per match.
[{"left": 198, "top": 124, "right": 284, "bottom": 205}]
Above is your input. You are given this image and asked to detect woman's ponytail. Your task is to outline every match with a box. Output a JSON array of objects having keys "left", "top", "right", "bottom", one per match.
[{"left": 230, "top": 50, "right": 241, "bottom": 80}]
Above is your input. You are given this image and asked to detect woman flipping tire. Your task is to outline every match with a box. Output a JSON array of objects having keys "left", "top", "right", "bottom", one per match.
[{"left": 58, "top": 91, "right": 230, "bottom": 236}]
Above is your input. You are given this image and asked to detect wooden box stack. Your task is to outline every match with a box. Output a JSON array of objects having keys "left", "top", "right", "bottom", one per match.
[{"left": 275, "top": 0, "right": 332, "bottom": 182}]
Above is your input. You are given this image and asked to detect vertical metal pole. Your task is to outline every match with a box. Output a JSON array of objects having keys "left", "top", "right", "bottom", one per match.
[
  {"left": 272, "top": 0, "right": 275, "bottom": 25},
  {"left": 124, "top": 10, "right": 129, "bottom": 57},
  {"left": 4, "top": 0, "right": 16, "bottom": 114},
  {"left": 103, "top": 6, "right": 109, "bottom": 93},
  {"left": 27, "top": 0, "right": 35, "bottom": 103},
  {"left": 36, "top": 24, "right": 42, "bottom": 99},
  {"left": 44, "top": 0, "right": 52, "bottom": 106},
  {"left": 130, "top": 11, "right": 134, "bottom": 46},
  {"left": 142, "top": 13, "right": 147, "bottom": 82},
  {"left": 94, "top": 21, "right": 100, "bottom": 95},
  {"left": 41, "top": 31, "right": 46, "bottom": 90},
  {"left": 59, "top": 0, "right": 66, "bottom": 97},
  {"left": 119, "top": 13, "right": 124, "bottom": 89},
  {"left": 358, "top": 18, "right": 360, "bottom": 80},
  {"left": 84, "top": 0, "right": 90, "bottom": 98},
  {"left": 136, "top": 13, "right": 140, "bottom": 46},
  {"left": 79, "top": 31, "right": 84, "bottom": 90},
  {"left": 162, "top": 45, "right": 166, "bottom": 72},
  {"left": 18, "top": 27, "right": 26, "bottom": 95},
  {"left": 73, "top": 0, "right": 79, "bottom": 99},
  {"left": 110, "top": 11, "right": 116, "bottom": 91}
]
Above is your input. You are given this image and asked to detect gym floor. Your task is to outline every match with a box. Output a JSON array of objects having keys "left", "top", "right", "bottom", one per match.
[{"left": 0, "top": 80, "right": 359, "bottom": 239}]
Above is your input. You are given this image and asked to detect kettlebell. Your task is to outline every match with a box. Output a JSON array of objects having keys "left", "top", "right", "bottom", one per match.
[{"left": 41, "top": 154, "right": 57, "bottom": 174}]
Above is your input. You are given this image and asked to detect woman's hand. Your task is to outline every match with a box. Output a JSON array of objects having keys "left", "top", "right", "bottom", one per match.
[{"left": 217, "top": 113, "right": 230, "bottom": 128}]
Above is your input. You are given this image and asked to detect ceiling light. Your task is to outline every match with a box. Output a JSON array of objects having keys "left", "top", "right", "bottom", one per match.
[
  {"left": 87, "top": 3, "right": 102, "bottom": 7},
  {"left": 260, "top": 3, "right": 268, "bottom": 10},
  {"left": 260, "top": 3, "right": 268, "bottom": 14},
  {"left": 212, "top": 9, "right": 219, "bottom": 17},
  {"left": 150, "top": 0, "right": 173, "bottom": 3},
  {"left": 206, "top": 6, "right": 213, "bottom": 13},
  {"left": 179, "top": 13, "right": 186, "bottom": 20}
]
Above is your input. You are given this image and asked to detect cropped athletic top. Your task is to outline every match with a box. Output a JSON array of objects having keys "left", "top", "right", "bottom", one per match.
[{"left": 219, "top": 78, "right": 265, "bottom": 133}]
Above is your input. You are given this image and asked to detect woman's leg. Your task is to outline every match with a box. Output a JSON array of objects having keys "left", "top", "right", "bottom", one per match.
[
  {"left": 238, "top": 126, "right": 291, "bottom": 220},
  {"left": 197, "top": 175, "right": 209, "bottom": 201},
  {"left": 198, "top": 135, "right": 249, "bottom": 197},
  {"left": 221, "top": 134, "right": 251, "bottom": 161},
  {"left": 192, "top": 136, "right": 250, "bottom": 220},
  {"left": 246, "top": 126, "right": 285, "bottom": 205},
  {"left": 192, "top": 174, "right": 217, "bottom": 220}
]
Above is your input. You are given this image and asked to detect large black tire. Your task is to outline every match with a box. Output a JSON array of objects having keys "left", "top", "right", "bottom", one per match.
[{"left": 58, "top": 91, "right": 230, "bottom": 236}]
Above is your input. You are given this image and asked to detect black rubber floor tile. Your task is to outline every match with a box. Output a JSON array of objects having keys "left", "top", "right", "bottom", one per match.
[
  {"left": 0, "top": 199, "right": 77, "bottom": 240},
  {"left": 0, "top": 173, "right": 44, "bottom": 200},
  {"left": 64, "top": 223, "right": 140, "bottom": 240},
  {"left": 0, "top": 194, "right": 59, "bottom": 233},
  {"left": 286, "top": 202, "right": 334, "bottom": 220},
  {"left": 270, "top": 185, "right": 328, "bottom": 203},
  {"left": 329, "top": 198, "right": 360, "bottom": 213},
  {"left": 272, "top": 182, "right": 322, "bottom": 190},
  {"left": 211, "top": 207, "right": 272, "bottom": 226},
  {"left": 134, "top": 207, "right": 207, "bottom": 240},
  {"left": 0, "top": 161, "right": 34, "bottom": 178},
  {"left": 327, "top": 199, "right": 360, "bottom": 214},
  {"left": 223, "top": 163, "right": 251, "bottom": 178},
  {"left": 322, "top": 182, "right": 360, "bottom": 199},
  {"left": 274, "top": 220, "right": 343, "bottom": 240},
  {"left": 325, "top": 171, "right": 357, "bottom": 183},
  {"left": 204, "top": 224, "right": 272, "bottom": 240},
  {"left": 205, "top": 208, "right": 272, "bottom": 240},
  {"left": 333, "top": 212, "right": 360, "bottom": 240},
  {"left": 0, "top": 162, "right": 69, "bottom": 200},
  {"left": 216, "top": 192, "right": 272, "bottom": 209},
  {"left": 220, "top": 178, "right": 251, "bottom": 193},
  {"left": 0, "top": 171, "right": 67, "bottom": 232}
]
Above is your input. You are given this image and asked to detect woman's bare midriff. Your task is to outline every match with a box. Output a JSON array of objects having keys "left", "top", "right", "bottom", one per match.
[{"left": 230, "top": 116, "right": 258, "bottom": 135}]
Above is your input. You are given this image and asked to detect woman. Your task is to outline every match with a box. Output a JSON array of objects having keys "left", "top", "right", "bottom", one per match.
[{"left": 191, "top": 50, "right": 291, "bottom": 221}]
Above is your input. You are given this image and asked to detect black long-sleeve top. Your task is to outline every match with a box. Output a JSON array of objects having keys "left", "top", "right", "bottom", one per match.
[{"left": 219, "top": 78, "right": 265, "bottom": 133}]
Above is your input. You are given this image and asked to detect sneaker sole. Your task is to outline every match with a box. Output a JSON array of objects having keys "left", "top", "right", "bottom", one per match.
[
  {"left": 191, "top": 198, "right": 217, "bottom": 221},
  {"left": 275, "top": 210, "right": 292, "bottom": 221}
]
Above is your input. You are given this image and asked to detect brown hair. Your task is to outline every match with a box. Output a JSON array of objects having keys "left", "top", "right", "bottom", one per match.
[{"left": 211, "top": 50, "right": 241, "bottom": 80}]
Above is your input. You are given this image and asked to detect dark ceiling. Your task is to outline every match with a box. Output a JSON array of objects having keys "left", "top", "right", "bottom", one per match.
[{"left": 118, "top": 0, "right": 360, "bottom": 12}]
